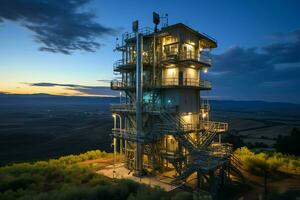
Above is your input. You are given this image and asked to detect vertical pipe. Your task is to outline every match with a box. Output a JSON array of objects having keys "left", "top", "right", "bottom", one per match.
[
  {"left": 153, "top": 34, "right": 156, "bottom": 86},
  {"left": 113, "top": 115, "right": 116, "bottom": 179},
  {"left": 119, "top": 115, "right": 123, "bottom": 154},
  {"left": 135, "top": 33, "right": 143, "bottom": 176}
]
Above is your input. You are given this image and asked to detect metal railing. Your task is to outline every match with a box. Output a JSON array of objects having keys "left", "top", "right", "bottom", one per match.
[
  {"left": 111, "top": 103, "right": 179, "bottom": 114},
  {"left": 111, "top": 80, "right": 134, "bottom": 90},
  {"left": 113, "top": 54, "right": 153, "bottom": 71},
  {"left": 122, "top": 27, "right": 153, "bottom": 41},
  {"left": 111, "top": 79, "right": 211, "bottom": 90},
  {"left": 201, "top": 121, "right": 228, "bottom": 133},
  {"left": 111, "top": 104, "right": 136, "bottom": 112},
  {"left": 199, "top": 80, "right": 212, "bottom": 89},
  {"left": 162, "top": 78, "right": 212, "bottom": 89},
  {"left": 112, "top": 127, "right": 158, "bottom": 142},
  {"left": 160, "top": 51, "right": 212, "bottom": 66}
]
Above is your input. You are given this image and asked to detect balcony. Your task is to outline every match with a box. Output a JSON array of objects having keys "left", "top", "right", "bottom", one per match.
[
  {"left": 111, "top": 80, "right": 134, "bottom": 90},
  {"left": 111, "top": 103, "right": 178, "bottom": 114},
  {"left": 111, "top": 104, "right": 136, "bottom": 112},
  {"left": 112, "top": 128, "right": 157, "bottom": 142},
  {"left": 200, "top": 121, "right": 229, "bottom": 133},
  {"left": 122, "top": 27, "right": 153, "bottom": 41},
  {"left": 162, "top": 78, "right": 212, "bottom": 90},
  {"left": 160, "top": 51, "right": 212, "bottom": 66},
  {"left": 111, "top": 78, "right": 211, "bottom": 90},
  {"left": 113, "top": 55, "right": 153, "bottom": 71}
]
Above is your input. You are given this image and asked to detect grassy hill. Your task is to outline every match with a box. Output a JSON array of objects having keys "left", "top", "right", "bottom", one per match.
[{"left": 0, "top": 150, "right": 201, "bottom": 200}]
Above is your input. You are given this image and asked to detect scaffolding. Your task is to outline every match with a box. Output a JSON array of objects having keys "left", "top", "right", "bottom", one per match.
[{"left": 110, "top": 19, "right": 241, "bottom": 194}]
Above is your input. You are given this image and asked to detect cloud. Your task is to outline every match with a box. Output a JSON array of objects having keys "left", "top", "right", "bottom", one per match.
[
  {"left": 208, "top": 29, "right": 300, "bottom": 103},
  {"left": 0, "top": 0, "right": 117, "bottom": 54},
  {"left": 274, "top": 62, "right": 300, "bottom": 71},
  {"left": 261, "top": 80, "right": 296, "bottom": 87},
  {"left": 22, "top": 82, "right": 118, "bottom": 96}
]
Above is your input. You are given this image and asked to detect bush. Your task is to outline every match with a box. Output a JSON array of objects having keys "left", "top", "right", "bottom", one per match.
[
  {"left": 275, "top": 128, "right": 300, "bottom": 156},
  {"left": 234, "top": 147, "right": 300, "bottom": 174},
  {"left": 0, "top": 150, "right": 195, "bottom": 200}
]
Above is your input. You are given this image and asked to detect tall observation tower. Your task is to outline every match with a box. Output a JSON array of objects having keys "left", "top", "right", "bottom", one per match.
[{"left": 110, "top": 14, "right": 240, "bottom": 193}]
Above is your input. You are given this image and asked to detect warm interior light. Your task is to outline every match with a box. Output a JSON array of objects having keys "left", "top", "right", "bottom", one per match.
[{"left": 167, "top": 64, "right": 175, "bottom": 68}]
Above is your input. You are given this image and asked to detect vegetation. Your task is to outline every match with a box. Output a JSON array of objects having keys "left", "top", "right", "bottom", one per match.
[
  {"left": 0, "top": 150, "right": 211, "bottom": 200},
  {"left": 223, "top": 130, "right": 245, "bottom": 149},
  {"left": 234, "top": 147, "right": 300, "bottom": 175},
  {"left": 275, "top": 128, "right": 300, "bottom": 156}
]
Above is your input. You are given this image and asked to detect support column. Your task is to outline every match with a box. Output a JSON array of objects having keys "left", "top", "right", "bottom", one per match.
[{"left": 135, "top": 33, "right": 143, "bottom": 176}]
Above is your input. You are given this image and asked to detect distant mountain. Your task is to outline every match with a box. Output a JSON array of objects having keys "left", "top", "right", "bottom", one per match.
[
  {"left": 0, "top": 93, "right": 299, "bottom": 116},
  {"left": 0, "top": 93, "right": 119, "bottom": 106},
  {"left": 211, "top": 100, "right": 300, "bottom": 114}
]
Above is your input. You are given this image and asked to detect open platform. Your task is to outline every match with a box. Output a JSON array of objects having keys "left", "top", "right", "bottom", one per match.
[{"left": 97, "top": 163, "right": 181, "bottom": 192}]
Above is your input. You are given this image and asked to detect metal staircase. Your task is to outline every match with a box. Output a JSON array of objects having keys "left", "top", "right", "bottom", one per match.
[
  {"left": 229, "top": 154, "right": 245, "bottom": 182},
  {"left": 159, "top": 111, "right": 197, "bottom": 153},
  {"left": 155, "top": 109, "right": 234, "bottom": 183}
]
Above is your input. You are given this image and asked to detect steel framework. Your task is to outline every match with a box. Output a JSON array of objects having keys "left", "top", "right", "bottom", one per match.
[{"left": 110, "top": 21, "right": 242, "bottom": 194}]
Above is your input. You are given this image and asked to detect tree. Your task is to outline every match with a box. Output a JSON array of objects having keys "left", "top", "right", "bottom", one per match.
[{"left": 275, "top": 128, "right": 300, "bottom": 156}]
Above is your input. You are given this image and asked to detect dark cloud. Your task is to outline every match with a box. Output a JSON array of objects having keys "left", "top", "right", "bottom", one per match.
[
  {"left": 208, "top": 29, "right": 300, "bottom": 103},
  {"left": 22, "top": 82, "right": 118, "bottom": 96},
  {"left": 0, "top": 0, "right": 117, "bottom": 54}
]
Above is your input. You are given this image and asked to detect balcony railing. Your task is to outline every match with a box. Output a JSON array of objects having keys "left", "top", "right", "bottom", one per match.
[
  {"left": 111, "top": 79, "right": 211, "bottom": 90},
  {"left": 122, "top": 27, "right": 153, "bottom": 41},
  {"left": 160, "top": 51, "right": 212, "bottom": 66},
  {"left": 111, "top": 104, "right": 136, "bottom": 112},
  {"left": 113, "top": 55, "right": 153, "bottom": 71},
  {"left": 111, "top": 103, "right": 179, "bottom": 114},
  {"left": 201, "top": 121, "right": 229, "bottom": 133},
  {"left": 112, "top": 128, "right": 157, "bottom": 142},
  {"left": 111, "top": 80, "right": 133, "bottom": 90},
  {"left": 162, "top": 78, "right": 212, "bottom": 90}
]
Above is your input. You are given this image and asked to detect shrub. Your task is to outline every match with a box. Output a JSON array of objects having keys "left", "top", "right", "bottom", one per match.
[
  {"left": 234, "top": 147, "right": 300, "bottom": 174},
  {"left": 275, "top": 128, "right": 300, "bottom": 156},
  {"left": 0, "top": 150, "right": 196, "bottom": 200}
]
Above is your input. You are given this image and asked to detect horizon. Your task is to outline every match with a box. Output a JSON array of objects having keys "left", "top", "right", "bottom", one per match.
[
  {"left": 1, "top": 0, "right": 300, "bottom": 103},
  {"left": 1, "top": 91, "right": 300, "bottom": 105}
]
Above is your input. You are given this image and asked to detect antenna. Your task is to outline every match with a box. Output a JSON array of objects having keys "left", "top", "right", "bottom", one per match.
[
  {"left": 132, "top": 20, "right": 139, "bottom": 33},
  {"left": 113, "top": 37, "right": 119, "bottom": 52},
  {"left": 153, "top": 12, "right": 160, "bottom": 32},
  {"left": 160, "top": 13, "right": 168, "bottom": 28}
]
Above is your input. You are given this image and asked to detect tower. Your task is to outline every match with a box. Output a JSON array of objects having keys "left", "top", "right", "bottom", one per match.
[{"left": 111, "top": 15, "right": 235, "bottom": 192}]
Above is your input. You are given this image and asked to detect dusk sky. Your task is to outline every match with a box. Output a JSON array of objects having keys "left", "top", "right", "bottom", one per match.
[{"left": 0, "top": 0, "right": 300, "bottom": 103}]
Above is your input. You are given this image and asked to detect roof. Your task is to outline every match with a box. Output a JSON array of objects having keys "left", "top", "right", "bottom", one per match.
[{"left": 160, "top": 23, "right": 218, "bottom": 48}]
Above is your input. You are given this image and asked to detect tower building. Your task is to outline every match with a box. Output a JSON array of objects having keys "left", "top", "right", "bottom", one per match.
[{"left": 111, "top": 14, "right": 239, "bottom": 192}]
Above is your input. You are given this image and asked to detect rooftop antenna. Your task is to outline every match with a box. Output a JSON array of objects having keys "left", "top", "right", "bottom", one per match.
[
  {"left": 113, "top": 37, "right": 119, "bottom": 52},
  {"left": 132, "top": 20, "right": 139, "bottom": 33},
  {"left": 153, "top": 12, "right": 160, "bottom": 32},
  {"left": 161, "top": 13, "right": 168, "bottom": 28}
]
